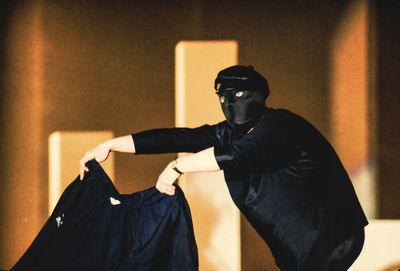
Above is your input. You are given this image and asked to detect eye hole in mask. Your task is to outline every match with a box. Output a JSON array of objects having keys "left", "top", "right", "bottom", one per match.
[{"left": 219, "top": 91, "right": 245, "bottom": 104}]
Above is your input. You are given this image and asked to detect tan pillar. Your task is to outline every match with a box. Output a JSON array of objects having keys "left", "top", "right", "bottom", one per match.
[{"left": 175, "top": 41, "right": 240, "bottom": 271}]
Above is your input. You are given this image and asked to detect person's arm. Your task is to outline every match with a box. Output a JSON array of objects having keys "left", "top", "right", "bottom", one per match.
[
  {"left": 156, "top": 118, "right": 291, "bottom": 194},
  {"left": 156, "top": 147, "right": 220, "bottom": 195},
  {"left": 79, "top": 123, "right": 224, "bottom": 180},
  {"left": 176, "top": 147, "right": 220, "bottom": 173},
  {"left": 132, "top": 124, "right": 222, "bottom": 154},
  {"left": 131, "top": 124, "right": 224, "bottom": 194},
  {"left": 156, "top": 120, "right": 281, "bottom": 195},
  {"left": 79, "top": 135, "right": 135, "bottom": 180}
]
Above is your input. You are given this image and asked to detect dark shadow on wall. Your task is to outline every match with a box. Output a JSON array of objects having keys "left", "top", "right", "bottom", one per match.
[
  {"left": 375, "top": 0, "right": 400, "bottom": 219},
  {"left": 0, "top": 1, "right": 15, "bottom": 129},
  {"left": 0, "top": 0, "right": 14, "bottom": 248}
]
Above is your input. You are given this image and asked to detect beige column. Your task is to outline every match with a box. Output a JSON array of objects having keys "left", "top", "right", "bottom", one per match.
[{"left": 175, "top": 41, "right": 240, "bottom": 271}]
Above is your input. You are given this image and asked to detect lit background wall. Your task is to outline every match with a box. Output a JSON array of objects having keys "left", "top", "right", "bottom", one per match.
[{"left": 0, "top": 0, "right": 399, "bottom": 270}]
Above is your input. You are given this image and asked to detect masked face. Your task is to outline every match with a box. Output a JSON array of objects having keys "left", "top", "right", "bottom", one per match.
[{"left": 218, "top": 89, "right": 266, "bottom": 128}]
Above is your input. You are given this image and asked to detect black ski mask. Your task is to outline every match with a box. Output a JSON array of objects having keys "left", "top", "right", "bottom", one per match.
[{"left": 214, "top": 65, "right": 270, "bottom": 131}]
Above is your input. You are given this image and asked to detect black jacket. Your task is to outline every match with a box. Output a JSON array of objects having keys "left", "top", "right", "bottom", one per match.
[{"left": 132, "top": 107, "right": 368, "bottom": 270}]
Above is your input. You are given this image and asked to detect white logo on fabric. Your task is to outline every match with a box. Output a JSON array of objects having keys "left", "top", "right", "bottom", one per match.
[
  {"left": 110, "top": 197, "right": 121, "bottom": 205},
  {"left": 55, "top": 213, "right": 64, "bottom": 228}
]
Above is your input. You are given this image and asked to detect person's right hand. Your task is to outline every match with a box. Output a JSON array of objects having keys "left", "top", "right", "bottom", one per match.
[{"left": 80, "top": 143, "right": 110, "bottom": 180}]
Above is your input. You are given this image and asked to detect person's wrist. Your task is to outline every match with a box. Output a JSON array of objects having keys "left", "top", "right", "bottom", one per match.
[
  {"left": 171, "top": 160, "right": 183, "bottom": 175},
  {"left": 102, "top": 140, "right": 113, "bottom": 152}
]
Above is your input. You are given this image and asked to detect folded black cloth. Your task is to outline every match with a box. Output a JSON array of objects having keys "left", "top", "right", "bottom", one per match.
[{"left": 11, "top": 160, "right": 198, "bottom": 271}]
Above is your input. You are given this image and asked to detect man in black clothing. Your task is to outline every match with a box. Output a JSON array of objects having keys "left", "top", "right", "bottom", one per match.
[{"left": 81, "top": 65, "right": 367, "bottom": 270}]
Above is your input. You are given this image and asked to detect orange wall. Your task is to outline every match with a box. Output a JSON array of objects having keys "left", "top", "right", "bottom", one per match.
[{"left": 0, "top": 1, "right": 46, "bottom": 267}]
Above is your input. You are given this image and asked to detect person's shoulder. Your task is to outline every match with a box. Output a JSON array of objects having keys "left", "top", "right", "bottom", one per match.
[
  {"left": 264, "top": 108, "right": 326, "bottom": 139},
  {"left": 262, "top": 107, "right": 300, "bottom": 122},
  {"left": 260, "top": 108, "right": 315, "bottom": 132}
]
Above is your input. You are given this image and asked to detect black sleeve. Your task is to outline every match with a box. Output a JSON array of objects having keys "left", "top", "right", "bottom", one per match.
[
  {"left": 213, "top": 120, "right": 288, "bottom": 169},
  {"left": 132, "top": 124, "right": 223, "bottom": 154}
]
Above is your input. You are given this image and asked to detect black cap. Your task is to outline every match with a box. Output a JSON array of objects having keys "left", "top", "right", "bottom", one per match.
[{"left": 214, "top": 65, "right": 270, "bottom": 98}]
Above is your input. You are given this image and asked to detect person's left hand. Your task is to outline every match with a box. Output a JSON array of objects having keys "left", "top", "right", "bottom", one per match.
[{"left": 156, "top": 161, "right": 181, "bottom": 195}]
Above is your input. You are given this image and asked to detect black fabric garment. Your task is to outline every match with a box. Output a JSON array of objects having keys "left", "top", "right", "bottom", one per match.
[
  {"left": 11, "top": 160, "right": 198, "bottom": 271},
  {"left": 132, "top": 107, "right": 368, "bottom": 271}
]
